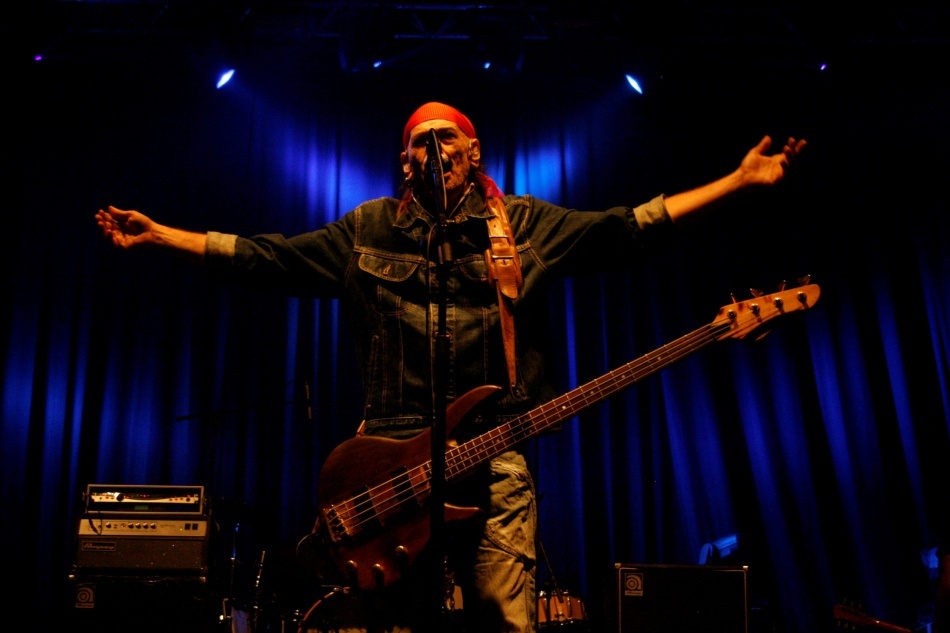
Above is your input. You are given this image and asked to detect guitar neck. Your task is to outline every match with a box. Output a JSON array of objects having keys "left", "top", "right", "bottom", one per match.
[
  {"left": 868, "top": 621, "right": 913, "bottom": 633},
  {"left": 446, "top": 319, "right": 731, "bottom": 482},
  {"left": 833, "top": 604, "right": 912, "bottom": 633}
]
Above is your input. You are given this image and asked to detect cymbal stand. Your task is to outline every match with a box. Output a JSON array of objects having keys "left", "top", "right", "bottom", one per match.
[
  {"left": 250, "top": 550, "right": 266, "bottom": 630},
  {"left": 218, "top": 521, "right": 242, "bottom": 629},
  {"left": 538, "top": 537, "right": 568, "bottom": 620}
]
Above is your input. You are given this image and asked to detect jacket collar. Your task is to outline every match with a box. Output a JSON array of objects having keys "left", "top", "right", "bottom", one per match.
[{"left": 393, "top": 184, "right": 496, "bottom": 233}]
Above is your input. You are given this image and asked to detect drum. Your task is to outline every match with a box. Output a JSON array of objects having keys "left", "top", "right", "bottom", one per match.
[
  {"left": 537, "top": 589, "right": 589, "bottom": 630},
  {"left": 230, "top": 605, "right": 272, "bottom": 633}
]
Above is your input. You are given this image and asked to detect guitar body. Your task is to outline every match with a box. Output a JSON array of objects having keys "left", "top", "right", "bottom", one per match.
[{"left": 312, "top": 384, "right": 503, "bottom": 590}]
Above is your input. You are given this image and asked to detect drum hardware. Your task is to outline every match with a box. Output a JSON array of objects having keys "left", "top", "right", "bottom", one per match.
[
  {"left": 443, "top": 557, "right": 464, "bottom": 614},
  {"left": 226, "top": 550, "right": 327, "bottom": 633},
  {"left": 219, "top": 519, "right": 241, "bottom": 630},
  {"left": 251, "top": 550, "right": 267, "bottom": 625},
  {"left": 291, "top": 533, "right": 461, "bottom": 631},
  {"left": 537, "top": 537, "right": 590, "bottom": 630},
  {"left": 538, "top": 588, "right": 589, "bottom": 629},
  {"left": 228, "top": 550, "right": 268, "bottom": 631},
  {"left": 219, "top": 509, "right": 273, "bottom": 633},
  {"left": 294, "top": 585, "right": 350, "bottom": 633}
]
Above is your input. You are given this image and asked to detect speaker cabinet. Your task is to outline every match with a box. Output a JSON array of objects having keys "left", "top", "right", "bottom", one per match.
[
  {"left": 611, "top": 563, "right": 748, "bottom": 633},
  {"left": 66, "top": 573, "right": 215, "bottom": 633}
]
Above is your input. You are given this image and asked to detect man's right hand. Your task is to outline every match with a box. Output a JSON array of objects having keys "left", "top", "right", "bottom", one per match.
[
  {"left": 95, "top": 206, "right": 156, "bottom": 249},
  {"left": 95, "top": 205, "right": 207, "bottom": 260}
]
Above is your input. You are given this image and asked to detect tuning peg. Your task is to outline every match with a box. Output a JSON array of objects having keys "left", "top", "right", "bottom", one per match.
[
  {"left": 749, "top": 288, "right": 764, "bottom": 298},
  {"left": 796, "top": 274, "right": 812, "bottom": 286},
  {"left": 776, "top": 279, "right": 787, "bottom": 291}
]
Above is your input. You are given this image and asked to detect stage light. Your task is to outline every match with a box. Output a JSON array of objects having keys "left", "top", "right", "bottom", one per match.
[
  {"left": 483, "top": 61, "right": 491, "bottom": 70},
  {"left": 699, "top": 533, "right": 743, "bottom": 564},
  {"left": 625, "top": 74, "right": 643, "bottom": 94},
  {"left": 373, "top": 60, "right": 383, "bottom": 69},
  {"left": 921, "top": 546, "right": 939, "bottom": 580},
  {"left": 216, "top": 69, "right": 235, "bottom": 89}
]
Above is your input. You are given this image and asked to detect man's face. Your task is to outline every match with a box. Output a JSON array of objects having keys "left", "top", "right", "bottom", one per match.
[{"left": 402, "top": 119, "right": 481, "bottom": 202}]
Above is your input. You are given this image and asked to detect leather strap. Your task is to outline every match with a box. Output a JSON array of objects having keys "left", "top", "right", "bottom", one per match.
[{"left": 484, "top": 197, "right": 523, "bottom": 390}]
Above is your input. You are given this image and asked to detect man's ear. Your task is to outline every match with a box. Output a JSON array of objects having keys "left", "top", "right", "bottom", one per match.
[
  {"left": 400, "top": 151, "right": 412, "bottom": 174},
  {"left": 469, "top": 139, "right": 481, "bottom": 167}
]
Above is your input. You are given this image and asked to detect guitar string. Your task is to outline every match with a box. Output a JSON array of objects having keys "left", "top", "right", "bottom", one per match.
[
  {"left": 328, "top": 320, "right": 734, "bottom": 539},
  {"left": 450, "top": 321, "right": 736, "bottom": 478}
]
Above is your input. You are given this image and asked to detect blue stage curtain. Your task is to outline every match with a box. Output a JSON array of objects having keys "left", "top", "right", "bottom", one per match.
[{"left": 5, "top": 53, "right": 948, "bottom": 631}]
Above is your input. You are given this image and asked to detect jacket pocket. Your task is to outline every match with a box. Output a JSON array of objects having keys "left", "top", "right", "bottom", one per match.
[{"left": 358, "top": 252, "right": 420, "bottom": 315}]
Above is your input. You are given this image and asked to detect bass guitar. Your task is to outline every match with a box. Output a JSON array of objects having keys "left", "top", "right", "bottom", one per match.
[
  {"left": 833, "top": 600, "right": 912, "bottom": 632},
  {"left": 309, "top": 280, "right": 821, "bottom": 591}
]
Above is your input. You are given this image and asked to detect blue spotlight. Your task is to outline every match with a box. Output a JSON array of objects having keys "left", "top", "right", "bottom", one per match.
[
  {"left": 625, "top": 74, "right": 643, "bottom": 94},
  {"left": 216, "top": 69, "right": 235, "bottom": 89},
  {"left": 699, "top": 533, "right": 743, "bottom": 564},
  {"left": 373, "top": 60, "right": 383, "bottom": 69},
  {"left": 483, "top": 61, "right": 491, "bottom": 70},
  {"left": 921, "top": 546, "right": 939, "bottom": 580}
]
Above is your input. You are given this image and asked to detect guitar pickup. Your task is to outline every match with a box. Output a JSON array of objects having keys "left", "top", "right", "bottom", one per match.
[{"left": 391, "top": 467, "right": 423, "bottom": 508}]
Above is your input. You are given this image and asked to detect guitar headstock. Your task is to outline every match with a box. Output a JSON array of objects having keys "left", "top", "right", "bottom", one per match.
[
  {"left": 713, "top": 276, "right": 820, "bottom": 341},
  {"left": 833, "top": 600, "right": 869, "bottom": 630}
]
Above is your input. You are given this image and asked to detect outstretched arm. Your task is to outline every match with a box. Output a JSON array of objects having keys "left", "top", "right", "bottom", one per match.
[
  {"left": 664, "top": 135, "right": 807, "bottom": 223},
  {"left": 95, "top": 205, "right": 207, "bottom": 263}
]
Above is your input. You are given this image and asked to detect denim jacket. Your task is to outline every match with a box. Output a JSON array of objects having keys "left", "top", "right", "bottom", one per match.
[{"left": 206, "top": 188, "right": 672, "bottom": 439}]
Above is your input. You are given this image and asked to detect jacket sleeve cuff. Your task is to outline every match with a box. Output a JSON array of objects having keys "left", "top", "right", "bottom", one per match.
[
  {"left": 206, "top": 231, "right": 237, "bottom": 260},
  {"left": 631, "top": 195, "right": 672, "bottom": 229}
]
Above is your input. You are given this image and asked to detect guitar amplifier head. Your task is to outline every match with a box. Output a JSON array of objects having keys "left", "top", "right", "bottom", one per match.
[
  {"left": 84, "top": 484, "right": 206, "bottom": 515},
  {"left": 74, "top": 513, "right": 210, "bottom": 573},
  {"left": 610, "top": 563, "right": 749, "bottom": 633}
]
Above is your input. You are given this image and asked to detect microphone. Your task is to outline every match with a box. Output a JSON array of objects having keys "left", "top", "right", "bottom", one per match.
[{"left": 426, "top": 128, "right": 448, "bottom": 215}]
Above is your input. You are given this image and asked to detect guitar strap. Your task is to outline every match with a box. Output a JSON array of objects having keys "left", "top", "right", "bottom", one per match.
[{"left": 484, "top": 197, "right": 523, "bottom": 391}]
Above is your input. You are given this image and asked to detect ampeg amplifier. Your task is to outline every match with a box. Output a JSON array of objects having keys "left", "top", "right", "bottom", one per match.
[
  {"left": 75, "top": 484, "right": 210, "bottom": 573},
  {"left": 611, "top": 563, "right": 749, "bottom": 633}
]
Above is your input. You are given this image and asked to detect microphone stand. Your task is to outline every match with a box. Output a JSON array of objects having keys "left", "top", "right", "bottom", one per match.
[{"left": 425, "top": 127, "right": 452, "bottom": 628}]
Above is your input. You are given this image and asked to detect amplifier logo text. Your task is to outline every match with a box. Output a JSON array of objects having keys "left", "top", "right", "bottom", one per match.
[{"left": 81, "top": 541, "right": 117, "bottom": 552}]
